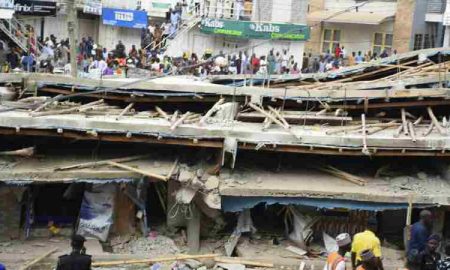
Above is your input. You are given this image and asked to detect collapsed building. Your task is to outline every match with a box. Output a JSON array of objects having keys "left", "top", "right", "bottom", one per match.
[{"left": 1, "top": 47, "right": 450, "bottom": 268}]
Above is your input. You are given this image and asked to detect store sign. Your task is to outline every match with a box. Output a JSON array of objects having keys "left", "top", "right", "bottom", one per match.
[
  {"left": 14, "top": 0, "right": 56, "bottom": 16},
  {"left": 77, "top": 0, "right": 102, "bottom": 15},
  {"left": 0, "top": 0, "right": 14, "bottom": 9},
  {"left": 102, "top": 7, "right": 147, "bottom": 29},
  {"left": 200, "top": 18, "right": 310, "bottom": 41}
]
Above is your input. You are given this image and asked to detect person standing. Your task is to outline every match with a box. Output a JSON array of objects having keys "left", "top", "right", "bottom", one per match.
[
  {"left": 56, "top": 235, "right": 91, "bottom": 270},
  {"left": 235, "top": 0, "right": 244, "bottom": 19},
  {"left": 323, "top": 233, "right": 352, "bottom": 270},
  {"left": 267, "top": 50, "right": 276, "bottom": 74},
  {"left": 302, "top": 52, "right": 309, "bottom": 73},
  {"left": 351, "top": 217, "right": 384, "bottom": 270},
  {"left": 407, "top": 210, "right": 434, "bottom": 270},
  {"left": 420, "top": 235, "right": 441, "bottom": 270},
  {"left": 347, "top": 52, "right": 356, "bottom": 66},
  {"left": 355, "top": 51, "right": 364, "bottom": 64}
]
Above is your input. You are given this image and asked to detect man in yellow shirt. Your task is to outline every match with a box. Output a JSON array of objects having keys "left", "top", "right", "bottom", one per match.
[{"left": 351, "top": 217, "right": 384, "bottom": 270}]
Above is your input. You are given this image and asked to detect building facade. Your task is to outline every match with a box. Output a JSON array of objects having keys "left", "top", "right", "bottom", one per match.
[
  {"left": 305, "top": 0, "right": 445, "bottom": 56},
  {"left": 165, "top": 0, "right": 310, "bottom": 64}
]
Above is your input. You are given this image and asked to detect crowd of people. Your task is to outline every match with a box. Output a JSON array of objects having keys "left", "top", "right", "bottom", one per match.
[
  {"left": 324, "top": 210, "right": 449, "bottom": 270},
  {"left": 302, "top": 45, "right": 397, "bottom": 73}
]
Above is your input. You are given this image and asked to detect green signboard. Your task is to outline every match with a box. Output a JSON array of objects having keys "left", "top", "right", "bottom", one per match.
[{"left": 200, "top": 18, "right": 310, "bottom": 41}]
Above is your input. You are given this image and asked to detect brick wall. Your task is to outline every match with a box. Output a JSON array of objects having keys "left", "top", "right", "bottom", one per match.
[{"left": 393, "top": 0, "right": 416, "bottom": 53}]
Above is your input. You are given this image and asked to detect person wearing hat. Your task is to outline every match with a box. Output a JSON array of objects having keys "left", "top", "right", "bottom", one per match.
[
  {"left": 407, "top": 210, "right": 434, "bottom": 270},
  {"left": 419, "top": 234, "right": 441, "bottom": 270},
  {"left": 351, "top": 216, "right": 383, "bottom": 270},
  {"left": 357, "top": 250, "right": 379, "bottom": 270},
  {"left": 323, "top": 233, "right": 352, "bottom": 270},
  {"left": 56, "top": 234, "right": 91, "bottom": 270}
]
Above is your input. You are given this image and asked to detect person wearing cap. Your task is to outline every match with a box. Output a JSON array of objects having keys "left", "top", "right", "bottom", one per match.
[
  {"left": 419, "top": 234, "right": 441, "bottom": 270},
  {"left": 407, "top": 210, "right": 433, "bottom": 270},
  {"left": 357, "top": 250, "right": 379, "bottom": 270},
  {"left": 351, "top": 217, "right": 383, "bottom": 270},
  {"left": 323, "top": 233, "right": 352, "bottom": 270},
  {"left": 56, "top": 234, "right": 91, "bottom": 270}
]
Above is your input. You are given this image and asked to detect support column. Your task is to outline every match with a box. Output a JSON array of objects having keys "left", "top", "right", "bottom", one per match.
[
  {"left": 187, "top": 203, "right": 201, "bottom": 254},
  {"left": 444, "top": 26, "right": 450, "bottom": 47},
  {"left": 67, "top": 0, "right": 78, "bottom": 77}
]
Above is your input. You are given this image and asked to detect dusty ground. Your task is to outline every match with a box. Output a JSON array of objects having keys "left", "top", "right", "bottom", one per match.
[{"left": 0, "top": 236, "right": 405, "bottom": 270}]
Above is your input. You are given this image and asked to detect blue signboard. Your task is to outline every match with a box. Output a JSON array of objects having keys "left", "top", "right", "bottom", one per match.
[{"left": 102, "top": 8, "right": 147, "bottom": 29}]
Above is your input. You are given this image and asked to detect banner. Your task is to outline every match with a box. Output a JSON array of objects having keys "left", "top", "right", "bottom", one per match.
[
  {"left": 77, "top": 0, "right": 102, "bottom": 15},
  {"left": 77, "top": 184, "right": 116, "bottom": 242},
  {"left": 14, "top": 0, "right": 56, "bottom": 16},
  {"left": 102, "top": 7, "right": 148, "bottom": 29},
  {"left": 200, "top": 18, "right": 310, "bottom": 41}
]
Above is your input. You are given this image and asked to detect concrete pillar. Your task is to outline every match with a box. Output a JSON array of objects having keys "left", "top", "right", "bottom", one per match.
[
  {"left": 187, "top": 203, "right": 201, "bottom": 254},
  {"left": 444, "top": 26, "right": 450, "bottom": 47},
  {"left": 392, "top": 0, "right": 416, "bottom": 53}
]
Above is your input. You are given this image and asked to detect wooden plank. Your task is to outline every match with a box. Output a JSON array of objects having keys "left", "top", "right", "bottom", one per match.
[
  {"left": 19, "top": 248, "right": 58, "bottom": 270},
  {"left": 92, "top": 254, "right": 218, "bottom": 267},
  {"left": 106, "top": 161, "right": 168, "bottom": 181},
  {"left": 199, "top": 98, "right": 225, "bottom": 125},
  {"left": 54, "top": 154, "right": 152, "bottom": 171},
  {"left": 427, "top": 107, "right": 447, "bottom": 135}
]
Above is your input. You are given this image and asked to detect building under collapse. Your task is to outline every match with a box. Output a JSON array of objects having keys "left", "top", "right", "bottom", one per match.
[{"left": 1, "top": 48, "right": 450, "bottom": 266}]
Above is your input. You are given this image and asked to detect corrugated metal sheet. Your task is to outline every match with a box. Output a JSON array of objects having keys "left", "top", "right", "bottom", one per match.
[{"left": 221, "top": 196, "right": 435, "bottom": 212}]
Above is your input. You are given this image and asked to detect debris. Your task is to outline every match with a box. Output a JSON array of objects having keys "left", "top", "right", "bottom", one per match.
[
  {"left": 199, "top": 98, "right": 225, "bottom": 125},
  {"left": 323, "top": 232, "right": 338, "bottom": 253},
  {"left": 116, "top": 102, "right": 134, "bottom": 120},
  {"left": 19, "top": 248, "right": 58, "bottom": 270},
  {"left": 205, "top": 176, "right": 220, "bottom": 190},
  {"left": 427, "top": 107, "right": 447, "bottom": 135},
  {"left": 286, "top": 245, "right": 307, "bottom": 256}
]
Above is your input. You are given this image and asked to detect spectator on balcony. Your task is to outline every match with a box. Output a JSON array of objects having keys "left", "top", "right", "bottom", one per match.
[
  {"left": 170, "top": 10, "right": 181, "bottom": 37},
  {"left": 235, "top": 0, "right": 244, "bottom": 20}
]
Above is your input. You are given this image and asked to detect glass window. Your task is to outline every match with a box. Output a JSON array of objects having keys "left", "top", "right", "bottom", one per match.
[
  {"left": 322, "top": 29, "right": 341, "bottom": 54},
  {"left": 413, "top": 34, "right": 423, "bottom": 50},
  {"left": 372, "top": 32, "right": 393, "bottom": 55}
]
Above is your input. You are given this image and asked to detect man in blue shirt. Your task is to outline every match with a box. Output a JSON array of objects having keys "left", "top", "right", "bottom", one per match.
[{"left": 407, "top": 210, "right": 433, "bottom": 270}]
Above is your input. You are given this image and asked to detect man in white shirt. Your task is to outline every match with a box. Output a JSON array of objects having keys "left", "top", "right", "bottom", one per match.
[{"left": 323, "top": 233, "right": 352, "bottom": 270}]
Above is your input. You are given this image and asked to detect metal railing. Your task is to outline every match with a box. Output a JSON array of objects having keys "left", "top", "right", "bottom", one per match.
[
  {"left": 144, "top": 15, "right": 202, "bottom": 52},
  {"left": 201, "top": 4, "right": 252, "bottom": 20},
  {"left": 0, "top": 17, "right": 42, "bottom": 55}
]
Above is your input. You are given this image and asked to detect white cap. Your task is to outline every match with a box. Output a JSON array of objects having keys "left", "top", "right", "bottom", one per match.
[{"left": 336, "top": 233, "right": 351, "bottom": 247}]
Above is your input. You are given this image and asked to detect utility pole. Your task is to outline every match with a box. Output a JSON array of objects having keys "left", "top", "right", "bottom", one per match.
[{"left": 67, "top": 0, "right": 78, "bottom": 77}]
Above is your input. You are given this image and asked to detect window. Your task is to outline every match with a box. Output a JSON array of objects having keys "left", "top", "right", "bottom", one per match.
[
  {"left": 413, "top": 34, "right": 423, "bottom": 50},
  {"left": 322, "top": 29, "right": 341, "bottom": 53},
  {"left": 372, "top": 33, "right": 393, "bottom": 55},
  {"left": 424, "top": 34, "right": 431, "bottom": 49}
]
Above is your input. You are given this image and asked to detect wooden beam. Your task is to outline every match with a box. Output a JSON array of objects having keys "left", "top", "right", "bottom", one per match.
[
  {"left": 19, "top": 248, "right": 58, "bottom": 270},
  {"left": 54, "top": 154, "right": 152, "bottom": 171},
  {"left": 116, "top": 103, "right": 134, "bottom": 120},
  {"left": 427, "top": 107, "right": 447, "bottom": 135},
  {"left": 107, "top": 161, "right": 168, "bottom": 181},
  {"left": 92, "top": 254, "right": 218, "bottom": 267},
  {"left": 199, "top": 98, "right": 225, "bottom": 125}
]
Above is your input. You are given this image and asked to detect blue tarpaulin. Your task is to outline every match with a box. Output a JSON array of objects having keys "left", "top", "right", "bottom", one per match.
[{"left": 222, "top": 196, "right": 435, "bottom": 212}]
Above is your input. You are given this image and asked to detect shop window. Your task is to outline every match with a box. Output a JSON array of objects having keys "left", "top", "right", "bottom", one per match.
[
  {"left": 372, "top": 33, "right": 393, "bottom": 55},
  {"left": 322, "top": 29, "right": 341, "bottom": 54},
  {"left": 413, "top": 34, "right": 423, "bottom": 50}
]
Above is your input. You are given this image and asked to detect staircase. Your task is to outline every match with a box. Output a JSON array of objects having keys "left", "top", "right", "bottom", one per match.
[
  {"left": 145, "top": 15, "right": 202, "bottom": 54},
  {"left": 0, "top": 17, "right": 41, "bottom": 55}
]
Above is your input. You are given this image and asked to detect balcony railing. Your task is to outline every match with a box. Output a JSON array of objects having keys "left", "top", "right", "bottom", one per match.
[{"left": 201, "top": 4, "right": 252, "bottom": 21}]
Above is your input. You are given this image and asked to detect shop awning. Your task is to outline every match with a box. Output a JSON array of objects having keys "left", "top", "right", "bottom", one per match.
[{"left": 307, "top": 10, "right": 395, "bottom": 25}]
